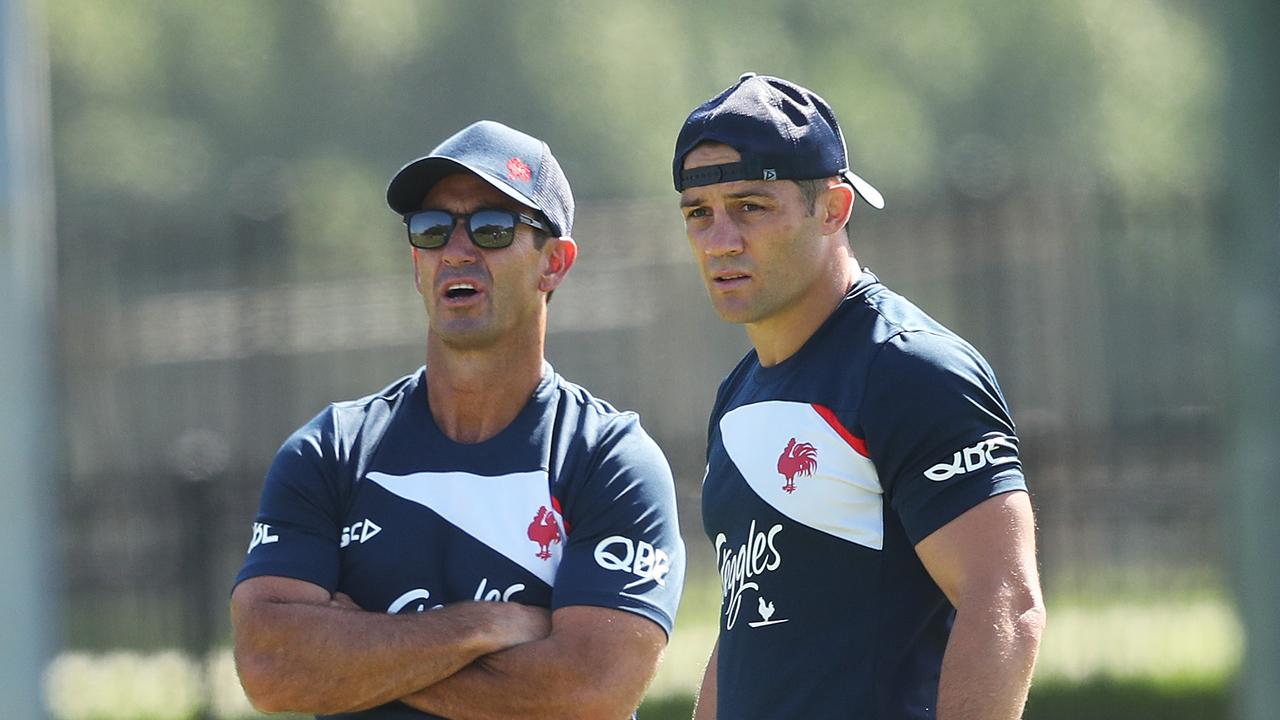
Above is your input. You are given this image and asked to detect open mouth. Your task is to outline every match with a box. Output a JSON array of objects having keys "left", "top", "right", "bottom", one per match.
[
  {"left": 446, "top": 285, "right": 478, "bottom": 299},
  {"left": 714, "top": 272, "right": 751, "bottom": 284},
  {"left": 443, "top": 281, "right": 481, "bottom": 300}
]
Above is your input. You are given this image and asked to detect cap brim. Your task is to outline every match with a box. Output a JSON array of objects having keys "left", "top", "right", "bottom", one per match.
[
  {"left": 386, "top": 156, "right": 542, "bottom": 218},
  {"left": 843, "top": 170, "right": 885, "bottom": 210}
]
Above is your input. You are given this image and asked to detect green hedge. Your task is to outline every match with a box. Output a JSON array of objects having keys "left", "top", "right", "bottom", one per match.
[
  {"left": 637, "top": 675, "right": 1232, "bottom": 720},
  {"left": 1025, "top": 675, "right": 1231, "bottom": 720}
]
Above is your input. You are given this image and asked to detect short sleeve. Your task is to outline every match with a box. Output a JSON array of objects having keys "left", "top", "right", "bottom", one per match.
[
  {"left": 861, "top": 331, "right": 1026, "bottom": 545},
  {"left": 233, "top": 408, "right": 347, "bottom": 592},
  {"left": 552, "top": 417, "right": 687, "bottom": 637}
]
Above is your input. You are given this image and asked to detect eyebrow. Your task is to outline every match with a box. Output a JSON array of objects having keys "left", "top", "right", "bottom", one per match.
[
  {"left": 726, "top": 189, "right": 777, "bottom": 200},
  {"left": 680, "top": 186, "right": 779, "bottom": 208}
]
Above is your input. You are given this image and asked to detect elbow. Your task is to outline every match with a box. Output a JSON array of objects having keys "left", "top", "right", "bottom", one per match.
[
  {"left": 1014, "top": 577, "right": 1047, "bottom": 631},
  {"left": 574, "top": 664, "right": 658, "bottom": 720},
  {"left": 532, "top": 666, "right": 649, "bottom": 720},
  {"left": 235, "top": 651, "right": 290, "bottom": 713},
  {"left": 235, "top": 650, "right": 327, "bottom": 715},
  {"left": 557, "top": 688, "right": 639, "bottom": 720},
  {"left": 962, "top": 579, "right": 1046, "bottom": 653},
  {"left": 1019, "top": 594, "right": 1047, "bottom": 647},
  {"left": 1002, "top": 583, "right": 1047, "bottom": 664}
]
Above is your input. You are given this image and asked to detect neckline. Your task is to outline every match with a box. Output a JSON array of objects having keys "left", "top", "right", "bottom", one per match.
[
  {"left": 752, "top": 269, "right": 881, "bottom": 378},
  {"left": 412, "top": 361, "right": 557, "bottom": 449}
]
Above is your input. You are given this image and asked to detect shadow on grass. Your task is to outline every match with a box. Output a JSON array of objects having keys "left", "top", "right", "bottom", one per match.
[{"left": 637, "top": 675, "right": 1232, "bottom": 720}]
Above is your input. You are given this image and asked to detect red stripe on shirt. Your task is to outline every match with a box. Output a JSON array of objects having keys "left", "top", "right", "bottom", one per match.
[
  {"left": 812, "top": 403, "right": 870, "bottom": 458},
  {"left": 551, "top": 495, "right": 571, "bottom": 533}
]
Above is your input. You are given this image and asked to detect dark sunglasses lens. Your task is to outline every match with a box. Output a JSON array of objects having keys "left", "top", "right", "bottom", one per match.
[
  {"left": 469, "top": 210, "right": 516, "bottom": 248},
  {"left": 407, "top": 211, "right": 453, "bottom": 248}
]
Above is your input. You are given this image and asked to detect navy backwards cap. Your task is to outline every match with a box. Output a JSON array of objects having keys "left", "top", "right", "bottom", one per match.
[
  {"left": 673, "top": 73, "right": 884, "bottom": 209},
  {"left": 387, "top": 120, "right": 575, "bottom": 236}
]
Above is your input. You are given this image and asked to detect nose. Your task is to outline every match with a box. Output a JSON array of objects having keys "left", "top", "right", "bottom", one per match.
[
  {"left": 698, "top": 213, "right": 745, "bottom": 258},
  {"left": 440, "top": 218, "right": 479, "bottom": 266}
]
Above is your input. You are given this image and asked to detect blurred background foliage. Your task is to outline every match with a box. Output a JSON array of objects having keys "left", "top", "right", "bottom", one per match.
[
  {"left": 37, "top": 0, "right": 1236, "bottom": 718},
  {"left": 48, "top": 0, "right": 1221, "bottom": 280}
]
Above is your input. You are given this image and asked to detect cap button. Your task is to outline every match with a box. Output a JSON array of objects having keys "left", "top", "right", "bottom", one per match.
[{"left": 738, "top": 72, "right": 757, "bottom": 82}]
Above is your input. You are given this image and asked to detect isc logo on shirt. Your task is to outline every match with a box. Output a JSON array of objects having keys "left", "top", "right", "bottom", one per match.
[
  {"left": 924, "top": 433, "right": 1019, "bottom": 482},
  {"left": 340, "top": 518, "right": 382, "bottom": 548}
]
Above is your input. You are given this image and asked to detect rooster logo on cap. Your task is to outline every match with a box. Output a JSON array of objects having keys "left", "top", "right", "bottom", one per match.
[{"left": 506, "top": 157, "right": 532, "bottom": 182}]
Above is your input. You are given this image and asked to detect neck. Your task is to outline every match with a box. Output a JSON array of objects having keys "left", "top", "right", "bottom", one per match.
[
  {"left": 746, "top": 252, "right": 860, "bottom": 367},
  {"left": 424, "top": 326, "right": 546, "bottom": 444}
]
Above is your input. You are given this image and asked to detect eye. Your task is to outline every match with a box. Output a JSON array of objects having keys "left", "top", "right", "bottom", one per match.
[
  {"left": 740, "top": 201, "right": 764, "bottom": 212},
  {"left": 684, "top": 207, "right": 710, "bottom": 219}
]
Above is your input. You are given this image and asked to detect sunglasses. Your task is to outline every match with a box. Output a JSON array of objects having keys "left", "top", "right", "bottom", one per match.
[{"left": 404, "top": 208, "right": 550, "bottom": 250}]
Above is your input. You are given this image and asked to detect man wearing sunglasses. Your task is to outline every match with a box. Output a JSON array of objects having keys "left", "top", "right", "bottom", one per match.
[{"left": 231, "top": 120, "right": 685, "bottom": 719}]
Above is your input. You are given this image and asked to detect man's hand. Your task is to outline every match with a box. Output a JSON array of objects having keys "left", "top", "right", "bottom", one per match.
[
  {"left": 231, "top": 576, "right": 552, "bottom": 715},
  {"left": 325, "top": 590, "right": 553, "bottom": 657},
  {"left": 328, "top": 591, "right": 359, "bottom": 609},
  {"left": 477, "top": 601, "right": 553, "bottom": 649}
]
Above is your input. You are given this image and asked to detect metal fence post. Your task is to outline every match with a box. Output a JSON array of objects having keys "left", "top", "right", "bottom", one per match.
[
  {"left": 1223, "top": 2, "right": 1280, "bottom": 719},
  {"left": 0, "top": 0, "right": 57, "bottom": 716},
  {"left": 172, "top": 428, "right": 230, "bottom": 720}
]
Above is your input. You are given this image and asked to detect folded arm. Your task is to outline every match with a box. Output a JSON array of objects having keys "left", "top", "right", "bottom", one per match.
[
  {"left": 916, "top": 490, "right": 1046, "bottom": 720},
  {"left": 403, "top": 604, "right": 669, "bottom": 720},
  {"left": 230, "top": 575, "right": 551, "bottom": 715}
]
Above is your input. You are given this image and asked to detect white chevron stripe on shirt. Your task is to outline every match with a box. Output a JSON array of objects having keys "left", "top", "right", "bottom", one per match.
[
  {"left": 719, "top": 400, "right": 885, "bottom": 550},
  {"left": 366, "top": 470, "right": 563, "bottom": 585}
]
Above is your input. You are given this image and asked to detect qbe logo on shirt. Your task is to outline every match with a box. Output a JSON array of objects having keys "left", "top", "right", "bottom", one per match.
[
  {"left": 924, "top": 432, "right": 1019, "bottom": 482},
  {"left": 594, "top": 536, "right": 672, "bottom": 589}
]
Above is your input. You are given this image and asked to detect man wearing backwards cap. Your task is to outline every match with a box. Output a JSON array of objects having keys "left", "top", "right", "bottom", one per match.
[
  {"left": 231, "top": 120, "right": 685, "bottom": 719},
  {"left": 675, "top": 74, "right": 1045, "bottom": 719}
]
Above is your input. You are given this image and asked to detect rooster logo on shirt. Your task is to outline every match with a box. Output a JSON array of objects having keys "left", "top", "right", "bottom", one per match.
[
  {"left": 777, "top": 438, "right": 818, "bottom": 494},
  {"left": 527, "top": 506, "right": 562, "bottom": 560}
]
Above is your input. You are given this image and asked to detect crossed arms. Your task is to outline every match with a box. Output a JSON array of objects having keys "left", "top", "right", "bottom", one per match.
[{"left": 231, "top": 575, "right": 667, "bottom": 719}]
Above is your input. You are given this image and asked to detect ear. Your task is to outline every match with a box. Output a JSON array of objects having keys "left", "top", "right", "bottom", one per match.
[
  {"left": 538, "top": 236, "right": 578, "bottom": 293},
  {"left": 820, "top": 181, "right": 855, "bottom": 237}
]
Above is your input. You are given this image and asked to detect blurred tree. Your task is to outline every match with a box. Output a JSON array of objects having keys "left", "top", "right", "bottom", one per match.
[{"left": 46, "top": 0, "right": 1222, "bottom": 289}]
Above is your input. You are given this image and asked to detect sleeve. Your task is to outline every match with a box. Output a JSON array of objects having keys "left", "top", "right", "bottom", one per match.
[
  {"left": 861, "top": 331, "right": 1027, "bottom": 545},
  {"left": 551, "top": 416, "right": 687, "bottom": 638},
  {"left": 232, "top": 407, "right": 347, "bottom": 593}
]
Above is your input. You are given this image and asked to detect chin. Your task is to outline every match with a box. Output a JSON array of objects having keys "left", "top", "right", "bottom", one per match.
[
  {"left": 432, "top": 322, "right": 502, "bottom": 350},
  {"left": 711, "top": 303, "right": 763, "bottom": 325}
]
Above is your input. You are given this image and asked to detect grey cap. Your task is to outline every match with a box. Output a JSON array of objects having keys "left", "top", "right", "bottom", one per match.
[{"left": 387, "top": 120, "right": 575, "bottom": 236}]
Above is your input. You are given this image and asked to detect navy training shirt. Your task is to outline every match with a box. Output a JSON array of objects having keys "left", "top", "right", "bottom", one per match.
[
  {"left": 235, "top": 364, "right": 686, "bottom": 719},
  {"left": 703, "top": 271, "right": 1026, "bottom": 719}
]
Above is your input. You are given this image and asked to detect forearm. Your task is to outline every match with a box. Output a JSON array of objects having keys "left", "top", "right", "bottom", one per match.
[
  {"left": 691, "top": 640, "right": 718, "bottom": 720},
  {"left": 403, "top": 606, "right": 665, "bottom": 720},
  {"left": 403, "top": 637, "right": 626, "bottom": 719},
  {"left": 234, "top": 595, "right": 531, "bottom": 715},
  {"left": 937, "top": 594, "right": 1046, "bottom": 720}
]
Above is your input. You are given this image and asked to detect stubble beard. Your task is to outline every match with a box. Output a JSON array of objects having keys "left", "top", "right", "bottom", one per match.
[{"left": 708, "top": 275, "right": 784, "bottom": 326}]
